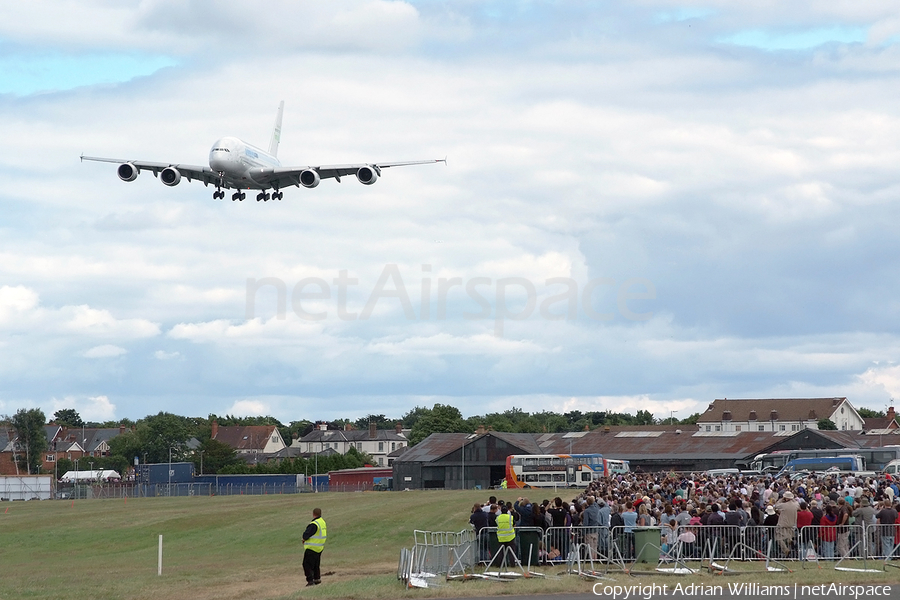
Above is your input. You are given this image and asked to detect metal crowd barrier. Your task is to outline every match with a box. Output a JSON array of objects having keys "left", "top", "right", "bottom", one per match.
[
  {"left": 412, "top": 529, "right": 477, "bottom": 576},
  {"left": 468, "top": 522, "right": 899, "bottom": 565}
]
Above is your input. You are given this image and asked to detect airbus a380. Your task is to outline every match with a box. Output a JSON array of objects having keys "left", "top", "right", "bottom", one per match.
[{"left": 81, "top": 101, "right": 445, "bottom": 201}]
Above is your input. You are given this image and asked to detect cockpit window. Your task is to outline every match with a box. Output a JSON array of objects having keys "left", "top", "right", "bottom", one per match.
[{"left": 212, "top": 148, "right": 230, "bottom": 152}]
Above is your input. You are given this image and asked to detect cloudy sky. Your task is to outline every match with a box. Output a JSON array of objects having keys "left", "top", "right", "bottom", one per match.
[{"left": 2, "top": 1, "right": 900, "bottom": 425}]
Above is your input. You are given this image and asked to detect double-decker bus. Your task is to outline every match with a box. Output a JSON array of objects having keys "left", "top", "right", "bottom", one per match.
[{"left": 505, "top": 454, "right": 605, "bottom": 489}]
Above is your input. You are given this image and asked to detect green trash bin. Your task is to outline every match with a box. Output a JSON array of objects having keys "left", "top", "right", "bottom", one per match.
[{"left": 633, "top": 527, "right": 661, "bottom": 563}]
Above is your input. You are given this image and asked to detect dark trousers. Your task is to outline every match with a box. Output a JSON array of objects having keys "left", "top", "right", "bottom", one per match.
[{"left": 303, "top": 548, "right": 322, "bottom": 583}]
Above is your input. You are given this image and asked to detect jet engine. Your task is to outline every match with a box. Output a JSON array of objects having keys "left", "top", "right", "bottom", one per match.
[
  {"left": 160, "top": 166, "right": 182, "bottom": 186},
  {"left": 356, "top": 165, "right": 379, "bottom": 185},
  {"left": 299, "top": 169, "right": 320, "bottom": 188},
  {"left": 117, "top": 163, "right": 139, "bottom": 182}
]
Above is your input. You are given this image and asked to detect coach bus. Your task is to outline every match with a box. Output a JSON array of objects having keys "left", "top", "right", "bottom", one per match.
[
  {"left": 505, "top": 454, "right": 605, "bottom": 489},
  {"left": 750, "top": 446, "right": 900, "bottom": 473}
]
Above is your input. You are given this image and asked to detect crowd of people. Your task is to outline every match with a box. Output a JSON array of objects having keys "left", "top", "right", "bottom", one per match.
[{"left": 468, "top": 469, "right": 900, "bottom": 563}]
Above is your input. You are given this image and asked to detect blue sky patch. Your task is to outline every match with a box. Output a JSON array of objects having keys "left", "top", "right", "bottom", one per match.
[
  {"left": 0, "top": 52, "right": 179, "bottom": 95},
  {"left": 655, "top": 8, "right": 714, "bottom": 23},
  {"left": 718, "top": 26, "right": 867, "bottom": 51}
]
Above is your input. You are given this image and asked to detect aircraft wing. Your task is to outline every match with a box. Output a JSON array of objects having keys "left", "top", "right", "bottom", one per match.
[
  {"left": 80, "top": 156, "right": 227, "bottom": 187},
  {"left": 257, "top": 158, "right": 446, "bottom": 189}
]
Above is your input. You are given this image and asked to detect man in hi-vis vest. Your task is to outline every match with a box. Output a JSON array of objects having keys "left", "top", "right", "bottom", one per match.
[{"left": 302, "top": 507, "right": 327, "bottom": 586}]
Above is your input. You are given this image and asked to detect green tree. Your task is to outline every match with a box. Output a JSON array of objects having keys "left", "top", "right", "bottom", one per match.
[
  {"left": 634, "top": 410, "right": 656, "bottom": 425},
  {"left": 818, "top": 418, "right": 838, "bottom": 430},
  {"left": 9, "top": 408, "right": 48, "bottom": 474},
  {"left": 857, "top": 407, "right": 885, "bottom": 419},
  {"left": 679, "top": 412, "right": 701, "bottom": 425},
  {"left": 193, "top": 438, "right": 241, "bottom": 474},
  {"left": 352, "top": 414, "right": 394, "bottom": 430},
  {"left": 108, "top": 429, "right": 143, "bottom": 465},
  {"left": 139, "top": 412, "right": 195, "bottom": 463},
  {"left": 53, "top": 408, "right": 84, "bottom": 428},
  {"left": 408, "top": 404, "right": 468, "bottom": 445},
  {"left": 107, "top": 412, "right": 195, "bottom": 464}
]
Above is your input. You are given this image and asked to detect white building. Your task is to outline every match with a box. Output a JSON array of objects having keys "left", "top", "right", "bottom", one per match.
[
  {"left": 697, "top": 397, "right": 865, "bottom": 433},
  {"left": 297, "top": 423, "right": 408, "bottom": 466}
]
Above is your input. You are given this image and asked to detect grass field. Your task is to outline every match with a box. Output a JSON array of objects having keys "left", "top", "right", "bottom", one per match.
[{"left": 2, "top": 491, "right": 899, "bottom": 600}]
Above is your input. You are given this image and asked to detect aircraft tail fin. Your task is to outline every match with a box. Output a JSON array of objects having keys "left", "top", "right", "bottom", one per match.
[{"left": 268, "top": 100, "right": 284, "bottom": 158}]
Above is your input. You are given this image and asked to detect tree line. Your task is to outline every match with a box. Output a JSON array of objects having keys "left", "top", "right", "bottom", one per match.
[{"left": 5, "top": 405, "right": 883, "bottom": 476}]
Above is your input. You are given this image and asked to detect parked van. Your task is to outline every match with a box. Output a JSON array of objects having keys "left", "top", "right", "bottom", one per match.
[
  {"left": 883, "top": 459, "right": 900, "bottom": 476},
  {"left": 777, "top": 455, "right": 866, "bottom": 477},
  {"left": 705, "top": 468, "right": 740, "bottom": 477}
]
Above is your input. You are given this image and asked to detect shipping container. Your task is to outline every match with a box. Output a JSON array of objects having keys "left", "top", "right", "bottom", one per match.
[
  {"left": 137, "top": 462, "right": 195, "bottom": 484},
  {"left": 328, "top": 467, "right": 392, "bottom": 491}
]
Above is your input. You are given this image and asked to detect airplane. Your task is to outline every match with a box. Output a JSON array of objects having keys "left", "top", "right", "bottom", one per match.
[{"left": 81, "top": 101, "right": 445, "bottom": 201}]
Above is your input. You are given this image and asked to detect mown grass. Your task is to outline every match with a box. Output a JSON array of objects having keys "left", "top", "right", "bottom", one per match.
[{"left": 0, "top": 491, "right": 898, "bottom": 600}]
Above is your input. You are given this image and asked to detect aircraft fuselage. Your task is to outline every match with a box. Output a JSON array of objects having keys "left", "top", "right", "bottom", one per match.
[{"left": 209, "top": 136, "right": 281, "bottom": 189}]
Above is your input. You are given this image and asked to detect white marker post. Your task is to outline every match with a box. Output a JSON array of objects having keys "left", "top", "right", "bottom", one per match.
[{"left": 158, "top": 535, "right": 163, "bottom": 576}]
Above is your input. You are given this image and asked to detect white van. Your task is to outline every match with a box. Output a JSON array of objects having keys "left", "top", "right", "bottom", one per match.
[
  {"left": 883, "top": 459, "right": 900, "bottom": 476},
  {"left": 705, "top": 468, "right": 740, "bottom": 477}
]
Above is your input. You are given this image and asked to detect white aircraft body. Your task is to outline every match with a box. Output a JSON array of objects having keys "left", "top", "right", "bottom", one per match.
[{"left": 82, "top": 101, "right": 445, "bottom": 201}]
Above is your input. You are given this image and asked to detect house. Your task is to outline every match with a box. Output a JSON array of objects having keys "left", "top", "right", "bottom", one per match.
[
  {"left": 862, "top": 406, "right": 899, "bottom": 433},
  {"left": 211, "top": 421, "right": 287, "bottom": 456},
  {"left": 697, "top": 398, "right": 865, "bottom": 433},
  {"left": 297, "top": 422, "right": 408, "bottom": 467}
]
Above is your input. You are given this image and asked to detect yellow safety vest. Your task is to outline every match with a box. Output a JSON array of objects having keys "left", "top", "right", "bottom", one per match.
[
  {"left": 500, "top": 479, "right": 507, "bottom": 489},
  {"left": 304, "top": 517, "right": 327, "bottom": 553},
  {"left": 496, "top": 513, "right": 515, "bottom": 542}
]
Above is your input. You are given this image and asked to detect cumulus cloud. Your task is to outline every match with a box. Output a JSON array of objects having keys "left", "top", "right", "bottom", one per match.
[
  {"left": 1, "top": 2, "right": 899, "bottom": 422},
  {"left": 227, "top": 399, "right": 270, "bottom": 417},
  {"left": 48, "top": 394, "right": 117, "bottom": 422}
]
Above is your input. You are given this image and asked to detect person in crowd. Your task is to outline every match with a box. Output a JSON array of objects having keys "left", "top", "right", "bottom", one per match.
[
  {"left": 470, "top": 502, "right": 489, "bottom": 562},
  {"left": 819, "top": 504, "right": 837, "bottom": 559},
  {"left": 581, "top": 496, "right": 601, "bottom": 559},
  {"left": 621, "top": 500, "right": 638, "bottom": 558},
  {"left": 877, "top": 499, "right": 898, "bottom": 558},
  {"left": 774, "top": 491, "right": 799, "bottom": 558}
]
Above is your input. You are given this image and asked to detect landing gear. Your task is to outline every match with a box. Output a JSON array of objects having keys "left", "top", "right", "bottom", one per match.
[
  {"left": 232, "top": 191, "right": 245, "bottom": 201},
  {"left": 213, "top": 189, "right": 225, "bottom": 200},
  {"left": 257, "top": 192, "right": 272, "bottom": 202},
  {"left": 272, "top": 190, "right": 283, "bottom": 201}
]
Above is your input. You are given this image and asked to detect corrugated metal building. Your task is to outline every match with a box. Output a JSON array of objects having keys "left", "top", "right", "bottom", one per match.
[
  {"left": 392, "top": 426, "right": 900, "bottom": 488},
  {"left": 392, "top": 431, "right": 543, "bottom": 490}
]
